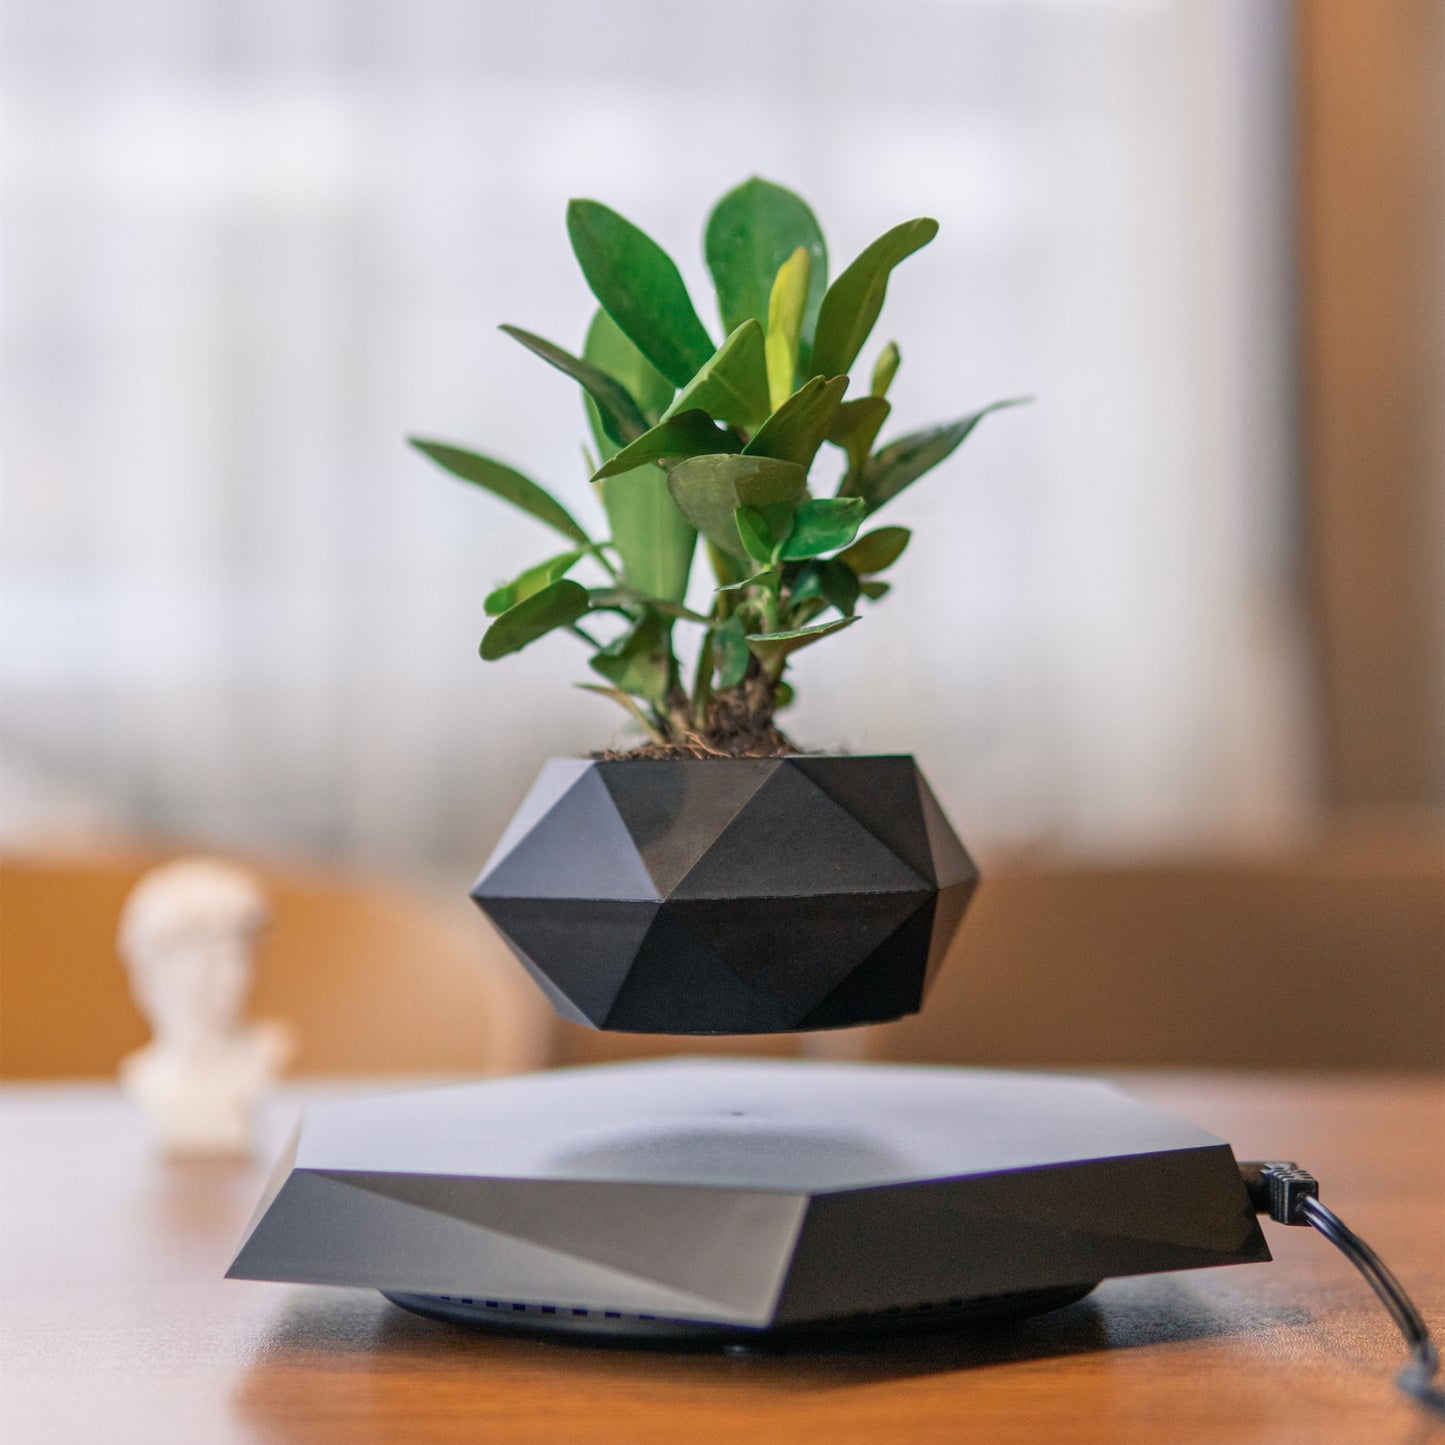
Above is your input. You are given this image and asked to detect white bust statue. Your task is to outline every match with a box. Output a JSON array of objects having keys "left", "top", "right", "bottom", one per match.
[{"left": 117, "top": 859, "right": 291, "bottom": 1156}]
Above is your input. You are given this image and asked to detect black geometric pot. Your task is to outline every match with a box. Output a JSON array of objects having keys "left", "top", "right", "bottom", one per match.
[{"left": 471, "top": 754, "right": 978, "bottom": 1035}]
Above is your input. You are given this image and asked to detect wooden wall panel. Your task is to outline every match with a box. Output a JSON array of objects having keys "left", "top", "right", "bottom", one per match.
[{"left": 1295, "top": 0, "right": 1445, "bottom": 810}]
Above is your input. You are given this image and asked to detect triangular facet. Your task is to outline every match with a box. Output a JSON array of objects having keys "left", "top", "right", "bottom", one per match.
[
  {"left": 603, "top": 908, "right": 788, "bottom": 1034},
  {"left": 925, "top": 878, "right": 977, "bottom": 989},
  {"left": 952, "top": 1148, "right": 1266, "bottom": 1255},
  {"left": 233, "top": 1170, "right": 742, "bottom": 1319},
  {"left": 917, "top": 775, "right": 977, "bottom": 887},
  {"left": 474, "top": 765, "right": 660, "bottom": 901},
  {"left": 795, "top": 898, "right": 935, "bottom": 1029},
  {"left": 785, "top": 756, "right": 936, "bottom": 881},
  {"left": 473, "top": 759, "right": 592, "bottom": 881},
  {"left": 481, "top": 928, "right": 594, "bottom": 1027},
  {"left": 781, "top": 1198, "right": 1235, "bottom": 1323},
  {"left": 672, "top": 764, "right": 930, "bottom": 900},
  {"left": 667, "top": 891, "right": 929, "bottom": 1020},
  {"left": 596, "top": 759, "right": 778, "bottom": 897},
  {"left": 480, "top": 897, "right": 658, "bottom": 1026},
  {"left": 952, "top": 1195, "right": 1260, "bottom": 1260},
  {"left": 327, "top": 1172, "right": 806, "bottom": 1319}
]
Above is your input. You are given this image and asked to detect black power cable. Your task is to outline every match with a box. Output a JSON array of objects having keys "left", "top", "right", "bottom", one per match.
[{"left": 1240, "top": 1161, "right": 1445, "bottom": 1416}]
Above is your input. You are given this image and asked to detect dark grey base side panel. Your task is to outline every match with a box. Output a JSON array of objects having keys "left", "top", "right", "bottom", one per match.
[{"left": 775, "top": 1144, "right": 1269, "bottom": 1325}]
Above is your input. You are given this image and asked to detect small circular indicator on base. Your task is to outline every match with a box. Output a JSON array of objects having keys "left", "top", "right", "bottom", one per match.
[{"left": 382, "top": 1282, "right": 1097, "bottom": 1349}]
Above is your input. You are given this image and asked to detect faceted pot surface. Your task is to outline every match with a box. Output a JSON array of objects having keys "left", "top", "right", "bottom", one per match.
[{"left": 471, "top": 755, "right": 978, "bottom": 1034}]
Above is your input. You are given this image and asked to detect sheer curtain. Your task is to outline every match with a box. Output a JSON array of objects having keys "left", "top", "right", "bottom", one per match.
[{"left": 1, "top": 0, "right": 1309, "bottom": 877}]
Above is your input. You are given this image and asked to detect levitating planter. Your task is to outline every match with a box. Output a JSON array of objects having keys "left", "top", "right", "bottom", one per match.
[
  {"left": 400, "top": 179, "right": 1018, "bottom": 1033},
  {"left": 472, "top": 754, "right": 977, "bottom": 1034}
]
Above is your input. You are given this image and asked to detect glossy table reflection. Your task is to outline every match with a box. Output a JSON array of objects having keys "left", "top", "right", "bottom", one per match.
[{"left": 2, "top": 1073, "right": 1441, "bottom": 1444}]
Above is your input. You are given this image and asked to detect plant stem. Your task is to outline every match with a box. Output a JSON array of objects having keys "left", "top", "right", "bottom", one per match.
[
  {"left": 691, "top": 629, "right": 715, "bottom": 728},
  {"left": 611, "top": 586, "right": 715, "bottom": 628},
  {"left": 761, "top": 577, "right": 781, "bottom": 634},
  {"left": 589, "top": 544, "right": 622, "bottom": 582}
]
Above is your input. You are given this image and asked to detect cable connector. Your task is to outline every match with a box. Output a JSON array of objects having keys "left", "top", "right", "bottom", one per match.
[
  {"left": 1239, "top": 1160, "right": 1320, "bottom": 1225},
  {"left": 1239, "top": 1158, "right": 1444, "bottom": 1416}
]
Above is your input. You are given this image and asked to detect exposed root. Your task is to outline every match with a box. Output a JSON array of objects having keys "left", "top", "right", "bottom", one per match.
[
  {"left": 591, "top": 674, "right": 800, "bottom": 761},
  {"left": 592, "top": 732, "right": 799, "bottom": 762}
]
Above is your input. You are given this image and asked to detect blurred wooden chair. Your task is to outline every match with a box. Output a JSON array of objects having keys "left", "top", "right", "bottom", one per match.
[
  {"left": 0, "top": 846, "right": 555, "bottom": 1079},
  {"left": 869, "top": 818, "right": 1445, "bottom": 1071}
]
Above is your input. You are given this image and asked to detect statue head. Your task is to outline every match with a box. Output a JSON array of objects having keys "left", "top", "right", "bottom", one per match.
[{"left": 118, "top": 859, "right": 269, "bottom": 1053}]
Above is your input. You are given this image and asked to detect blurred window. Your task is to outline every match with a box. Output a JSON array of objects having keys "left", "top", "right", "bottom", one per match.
[{"left": 1, "top": 0, "right": 1306, "bottom": 871}]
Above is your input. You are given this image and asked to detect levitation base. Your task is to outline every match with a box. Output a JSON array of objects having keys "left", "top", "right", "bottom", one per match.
[{"left": 229, "top": 1059, "right": 1269, "bottom": 1345}]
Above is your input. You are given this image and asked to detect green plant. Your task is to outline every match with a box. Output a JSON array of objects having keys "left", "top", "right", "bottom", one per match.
[{"left": 410, "top": 178, "right": 1021, "bottom": 756}]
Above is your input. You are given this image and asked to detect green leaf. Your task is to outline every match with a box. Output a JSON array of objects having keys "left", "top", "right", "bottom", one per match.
[
  {"left": 827, "top": 396, "right": 891, "bottom": 475},
  {"left": 745, "top": 613, "right": 858, "bottom": 663},
  {"left": 733, "top": 505, "right": 776, "bottom": 564},
  {"left": 667, "top": 453, "right": 808, "bottom": 560},
  {"left": 567, "top": 199, "right": 715, "bottom": 390},
  {"left": 778, "top": 496, "right": 866, "bottom": 560},
  {"left": 409, "top": 440, "right": 591, "bottom": 546},
  {"left": 817, "top": 560, "right": 861, "bottom": 615},
  {"left": 480, "top": 579, "right": 590, "bottom": 660},
  {"left": 484, "top": 549, "right": 584, "bottom": 616},
  {"left": 856, "top": 398, "right": 1027, "bottom": 514},
  {"left": 835, "top": 525, "right": 910, "bottom": 575},
  {"left": 715, "top": 566, "right": 779, "bottom": 596},
  {"left": 860, "top": 579, "right": 891, "bottom": 600},
  {"left": 809, "top": 218, "right": 938, "bottom": 380},
  {"left": 704, "top": 177, "right": 828, "bottom": 342},
  {"left": 661, "top": 319, "right": 769, "bottom": 430},
  {"left": 713, "top": 614, "right": 750, "bottom": 688},
  {"left": 789, "top": 595, "right": 830, "bottom": 629},
  {"left": 591, "top": 410, "right": 741, "bottom": 481},
  {"left": 871, "top": 342, "right": 900, "bottom": 398},
  {"left": 499, "top": 325, "right": 648, "bottom": 447},
  {"left": 772, "top": 680, "right": 795, "bottom": 709},
  {"left": 690, "top": 628, "right": 715, "bottom": 724},
  {"left": 583, "top": 402, "right": 614, "bottom": 468},
  {"left": 582, "top": 312, "right": 696, "bottom": 603},
  {"left": 744, "top": 374, "right": 848, "bottom": 470},
  {"left": 588, "top": 612, "right": 674, "bottom": 705},
  {"left": 765, "top": 246, "right": 811, "bottom": 410},
  {"left": 600, "top": 470, "right": 696, "bottom": 602},
  {"left": 707, "top": 539, "right": 748, "bottom": 589},
  {"left": 790, "top": 558, "right": 860, "bottom": 616},
  {"left": 583, "top": 309, "right": 674, "bottom": 437}
]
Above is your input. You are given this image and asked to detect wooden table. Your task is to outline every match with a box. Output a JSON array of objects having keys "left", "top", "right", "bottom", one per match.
[{"left": 2, "top": 1074, "right": 1441, "bottom": 1444}]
